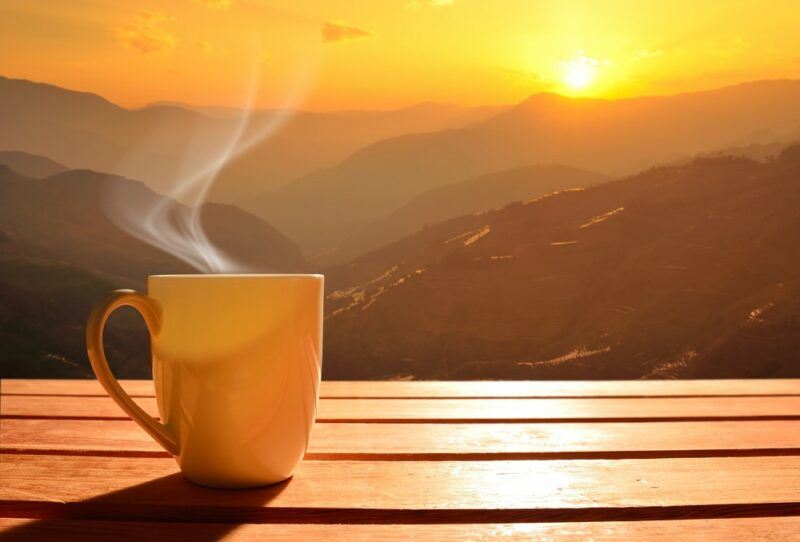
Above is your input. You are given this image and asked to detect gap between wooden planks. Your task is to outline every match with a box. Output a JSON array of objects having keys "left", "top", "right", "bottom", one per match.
[
  {"left": 3, "top": 516, "right": 800, "bottom": 541},
  {"left": 3, "top": 379, "right": 800, "bottom": 398},
  {"left": 3, "top": 454, "right": 800, "bottom": 523},
  {"left": 4, "top": 394, "right": 800, "bottom": 422},
  {"left": 3, "top": 419, "right": 800, "bottom": 461}
]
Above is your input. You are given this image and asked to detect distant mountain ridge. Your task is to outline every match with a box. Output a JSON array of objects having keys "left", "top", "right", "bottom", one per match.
[
  {"left": 8, "top": 75, "right": 800, "bottom": 263},
  {"left": 323, "top": 164, "right": 610, "bottom": 264},
  {"left": 252, "top": 79, "right": 800, "bottom": 256},
  {"left": 0, "top": 150, "right": 68, "bottom": 178},
  {"left": 145, "top": 99, "right": 506, "bottom": 122},
  {"left": 0, "top": 75, "right": 503, "bottom": 203}
]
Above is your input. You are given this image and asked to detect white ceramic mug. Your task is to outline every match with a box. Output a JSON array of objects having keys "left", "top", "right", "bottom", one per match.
[{"left": 86, "top": 274, "right": 324, "bottom": 488}]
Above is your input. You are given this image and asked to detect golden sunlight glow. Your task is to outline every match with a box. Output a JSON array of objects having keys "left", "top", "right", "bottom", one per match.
[
  {"left": 2, "top": 1, "right": 800, "bottom": 109},
  {"left": 561, "top": 56, "right": 598, "bottom": 91}
]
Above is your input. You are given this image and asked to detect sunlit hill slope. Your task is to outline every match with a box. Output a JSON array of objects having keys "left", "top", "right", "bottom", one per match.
[{"left": 324, "top": 147, "right": 800, "bottom": 379}]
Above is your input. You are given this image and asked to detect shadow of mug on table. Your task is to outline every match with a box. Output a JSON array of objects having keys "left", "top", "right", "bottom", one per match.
[
  {"left": 0, "top": 473, "right": 291, "bottom": 541},
  {"left": 85, "top": 274, "right": 325, "bottom": 488}
]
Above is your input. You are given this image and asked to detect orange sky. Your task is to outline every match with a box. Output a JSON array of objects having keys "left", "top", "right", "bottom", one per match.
[{"left": 2, "top": 0, "right": 800, "bottom": 111}]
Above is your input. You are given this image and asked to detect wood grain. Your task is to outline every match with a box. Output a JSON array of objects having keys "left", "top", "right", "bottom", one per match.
[
  {"left": 3, "top": 379, "right": 800, "bottom": 398},
  {"left": 3, "top": 419, "right": 800, "bottom": 460},
  {"left": 3, "top": 454, "right": 800, "bottom": 523},
  {"left": 4, "top": 394, "right": 800, "bottom": 422},
  {"left": 3, "top": 517, "right": 800, "bottom": 541},
  {"left": 3, "top": 380, "right": 799, "bottom": 537}
]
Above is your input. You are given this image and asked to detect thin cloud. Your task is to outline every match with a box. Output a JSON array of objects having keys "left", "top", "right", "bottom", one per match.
[
  {"left": 322, "top": 21, "right": 373, "bottom": 44},
  {"left": 117, "top": 11, "right": 176, "bottom": 54}
]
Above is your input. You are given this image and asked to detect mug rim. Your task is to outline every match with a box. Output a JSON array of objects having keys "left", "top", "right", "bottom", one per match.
[{"left": 148, "top": 273, "right": 323, "bottom": 279}]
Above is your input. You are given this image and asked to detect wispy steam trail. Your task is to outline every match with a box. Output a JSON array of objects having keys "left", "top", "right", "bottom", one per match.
[{"left": 105, "top": 45, "right": 317, "bottom": 273}]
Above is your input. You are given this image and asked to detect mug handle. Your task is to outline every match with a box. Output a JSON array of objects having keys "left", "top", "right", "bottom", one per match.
[{"left": 86, "top": 289, "right": 179, "bottom": 456}]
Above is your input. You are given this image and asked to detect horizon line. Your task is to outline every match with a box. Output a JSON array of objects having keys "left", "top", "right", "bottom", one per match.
[{"left": 2, "top": 73, "right": 800, "bottom": 116}]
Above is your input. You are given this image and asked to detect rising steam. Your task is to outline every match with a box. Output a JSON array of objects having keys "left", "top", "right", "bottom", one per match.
[{"left": 104, "top": 46, "right": 317, "bottom": 273}]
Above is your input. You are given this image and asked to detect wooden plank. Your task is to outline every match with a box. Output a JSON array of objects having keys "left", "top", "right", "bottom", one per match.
[
  {"left": 3, "top": 419, "right": 800, "bottom": 459},
  {"left": 3, "top": 517, "right": 800, "bottom": 541},
  {"left": 316, "top": 397, "right": 800, "bottom": 422},
  {"left": 3, "top": 454, "right": 800, "bottom": 522},
  {"left": 4, "top": 395, "right": 800, "bottom": 422},
  {"left": 3, "top": 379, "right": 800, "bottom": 398}
]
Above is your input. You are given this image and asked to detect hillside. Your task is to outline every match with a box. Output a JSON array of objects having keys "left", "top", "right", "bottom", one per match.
[
  {"left": 324, "top": 164, "right": 610, "bottom": 264},
  {"left": 0, "top": 166, "right": 310, "bottom": 378},
  {"left": 322, "top": 147, "right": 800, "bottom": 380},
  {"left": 0, "top": 150, "right": 68, "bottom": 178},
  {"left": 0, "top": 76, "right": 502, "bottom": 203},
  {"left": 253, "top": 80, "right": 800, "bottom": 256}
]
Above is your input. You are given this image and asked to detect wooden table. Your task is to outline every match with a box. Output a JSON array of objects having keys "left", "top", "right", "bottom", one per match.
[{"left": 2, "top": 379, "right": 800, "bottom": 540}]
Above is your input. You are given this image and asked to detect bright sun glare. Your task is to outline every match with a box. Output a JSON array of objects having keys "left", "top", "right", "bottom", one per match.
[{"left": 562, "top": 56, "right": 598, "bottom": 91}]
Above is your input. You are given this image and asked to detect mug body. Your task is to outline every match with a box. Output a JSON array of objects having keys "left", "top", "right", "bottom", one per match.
[{"left": 147, "top": 274, "right": 324, "bottom": 488}]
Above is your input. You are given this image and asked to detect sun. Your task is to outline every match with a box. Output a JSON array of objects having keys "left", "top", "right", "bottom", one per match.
[
  {"left": 564, "top": 63, "right": 594, "bottom": 89},
  {"left": 561, "top": 56, "right": 598, "bottom": 91}
]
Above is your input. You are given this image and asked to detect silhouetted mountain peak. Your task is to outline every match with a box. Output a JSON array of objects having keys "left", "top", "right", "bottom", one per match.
[
  {"left": 0, "top": 166, "right": 310, "bottom": 284},
  {"left": 708, "top": 78, "right": 800, "bottom": 94},
  {"left": 0, "top": 150, "right": 68, "bottom": 178},
  {"left": 517, "top": 91, "right": 600, "bottom": 108},
  {"left": 504, "top": 92, "right": 612, "bottom": 123},
  {"left": 0, "top": 75, "right": 123, "bottom": 113}
]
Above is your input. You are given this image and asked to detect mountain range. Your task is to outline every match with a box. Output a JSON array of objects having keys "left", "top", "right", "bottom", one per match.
[
  {"left": 250, "top": 80, "right": 800, "bottom": 257},
  {"left": 0, "top": 75, "right": 502, "bottom": 204},
  {"left": 323, "top": 147, "right": 800, "bottom": 379},
  {"left": 4, "top": 76, "right": 800, "bottom": 381},
  {"left": 0, "top": 164, "right": 309, "bottom": 378},
  {"left": 6, "top": 76, "right": 800, "bottom": 263},
  {"left": 323, "top": 164, "right": 610, "bottom": 264}
]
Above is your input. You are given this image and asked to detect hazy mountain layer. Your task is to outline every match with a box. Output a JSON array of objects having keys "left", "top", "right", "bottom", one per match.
[
  {"left": 254, "top": 80, "right": 800, "bottom": 256},
  {"left": 324, "top": 164, "right": 610, "bottom": 264},
  {"left": 0, "top": 76, "right": 502, "bottom": 203},
  {"left": 0, "top": 166, "right": 310, "bottom": 378},
  {"left": 0, "top": 150, "right": 67, "bottom": 178}
]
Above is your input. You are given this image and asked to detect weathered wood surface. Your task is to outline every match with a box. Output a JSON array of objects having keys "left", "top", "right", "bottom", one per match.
[
  {"left": 4, "top": 454, "right": 800, "bottom": 523},
  {"left": 3, "top": 517, "right": 800, "bottom": 541},
  {"left": 2, "top": 379, "right": 799, "bottom": 540},
  {"left": 3, "top": 419, "right": 800, "bottom": 460},
  {"left": 3, "top": 378, "right": 799, "bottom": 398},
  {"left": 5, "top": 395, "right": 800, "bottom": 422}
]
